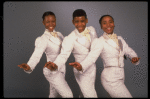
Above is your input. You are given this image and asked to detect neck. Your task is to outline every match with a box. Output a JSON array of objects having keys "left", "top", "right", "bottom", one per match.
[
  {"left": 78, "top": 27, "right": 87, "bottom": 33},
  {"left": 46, "top": 29, "right": 54, "bottom": 33},
  {"left": 106, "top": 32, "right": 114, "bottom": 35}
]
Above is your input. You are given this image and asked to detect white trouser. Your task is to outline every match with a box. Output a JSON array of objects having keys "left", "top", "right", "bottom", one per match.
[
  {"left": 73, "top": 64, "right": 97, "bottom": 98},
  {"left": 101, "top": 67, "right": 132, "bottom": 98},
  {"left": 43, "top": 67, "right": 73, "bottom": 98}
]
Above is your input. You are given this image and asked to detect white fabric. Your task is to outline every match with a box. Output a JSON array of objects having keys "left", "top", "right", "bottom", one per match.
[
  {"left": 80, "top": 32, "right": 140, "bottom": 97},
  {"left": 25, "top": 29, "right": 73, "bottom": 98},
  {"left": 54, "top": 26, "right": 98, "bottom": 97}
]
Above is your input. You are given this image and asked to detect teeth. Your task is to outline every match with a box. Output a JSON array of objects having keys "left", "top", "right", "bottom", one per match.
[
  {"left": 107, "top": 28, "right": 111, "bottom": 30},
  {"left": 49, "top": 27, "right": 53, "bottom": 29}
]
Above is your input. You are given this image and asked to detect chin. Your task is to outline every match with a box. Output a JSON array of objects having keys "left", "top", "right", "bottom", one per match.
[{"left": 48, "top": 29, "right": 54, "bottom": 32}]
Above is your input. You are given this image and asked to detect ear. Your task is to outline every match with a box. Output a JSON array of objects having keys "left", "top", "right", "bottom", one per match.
[{"left": 86, "top": 18, "right": 88, "bottom": 23}]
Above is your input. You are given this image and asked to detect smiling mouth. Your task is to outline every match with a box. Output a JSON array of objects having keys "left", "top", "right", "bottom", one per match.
[
  {"left": 49, "top": 27, "right": 53, "bottom": 29},
  {"left": 107, "top": 27, "right": 111, "bottom": 30},
  {"left": 78, "top": 27, "right": 83, "bottom": 29}
]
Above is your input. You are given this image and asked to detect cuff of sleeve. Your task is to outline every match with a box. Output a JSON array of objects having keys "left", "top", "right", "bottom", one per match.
[
  {"left": 133, "top": 60, "right": 140, "bottom": 65},
  {"left": 43, "top": 67, "right": 58, "bottom": 76},
  {"left": 78, "top": 69, "right": 84, "bottom": 74},
  {"left": 24, "top": 69, "right": 32, "bottom": 74},
  {"left": 51, "top": 69, "right": 58, "bottom": 74}
]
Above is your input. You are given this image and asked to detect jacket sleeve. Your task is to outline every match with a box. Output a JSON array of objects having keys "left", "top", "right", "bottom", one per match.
[
  {"left": 120, "top": 37, "right": 140, "bottom": 65},
  {"left": 25, "top": 37, "right": 47, "bottom": 74},
  {"left": 57, "top": 32, "right": 64, "bottom": 40},
  {"left": 80, "top": 38, "right": 104, "bottom": 73},
  {"left": 53, "top": 36, "right": 74, "bottom": 71}
]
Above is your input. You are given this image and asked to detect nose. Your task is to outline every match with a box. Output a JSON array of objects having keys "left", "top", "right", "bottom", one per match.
[
  {"left": 106, "top": 23, "right": 110, "bottom": 27},
  {"left": 77, "top": 22, "right": 82, "bottom": 26},
  {"left": 49, "top": 22, "right": 53, "bottom": 26}
]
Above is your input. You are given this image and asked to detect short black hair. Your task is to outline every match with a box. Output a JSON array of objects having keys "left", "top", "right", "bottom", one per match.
[
  {"left": 42, "top": 11, "right": 56, "bottom": 21},
  {"left": 73, "top": 9, "right": 87, "bottom": 19},
  {"left": 99, "top": 15, "right": 114, "bottom": 25}
]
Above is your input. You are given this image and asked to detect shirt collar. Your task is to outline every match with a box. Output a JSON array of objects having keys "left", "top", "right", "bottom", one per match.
[
  {"left": 103, "top": 32, "right": 115, "bottom": 40},
  {"left": 44, "top": 29, "right": 57, "bottom": 37},
  {"left": 75, "top": 27, "right": 88, "bottom": 37}
]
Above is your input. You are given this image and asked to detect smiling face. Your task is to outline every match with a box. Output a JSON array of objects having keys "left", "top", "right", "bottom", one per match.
[
  {"left": 43, "top": 15, "right": 56, "bottom": 32},
  {"left": 72, "top": 16, "right": 88, "bottom": 33},
  {"left": 101, "top": 16, "right": 115, "bottom": 34}
]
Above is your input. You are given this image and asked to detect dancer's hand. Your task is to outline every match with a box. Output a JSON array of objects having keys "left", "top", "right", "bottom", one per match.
[
  {"left": 18, "top": 63, "right": 31, "bottom": 71},
  {"left": 44, "top": 61, "right": 58, "bottom": 71},
  {"left": 69, "top": 62, "right": 82, "bottom": 71},
  {"left": 131, "top": 57, "right": 140, "bottom": 63}
]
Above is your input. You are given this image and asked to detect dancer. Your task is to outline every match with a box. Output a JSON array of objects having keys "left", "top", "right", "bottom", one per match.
[
  {"left": 18, "top": 11, "right": 73, "bottom": 98},
  {"left": 45, "top": 9, "right": 98, "bottom": 98}
]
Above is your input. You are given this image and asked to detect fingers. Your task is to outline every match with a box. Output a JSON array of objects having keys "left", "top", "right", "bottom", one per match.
[
  {"left": 69, "top": 62, "right": 80, "bottom": 66},
  {"left": 69, "top": 62, "right": 81, "bottom": 70},
  {"left": 69, "top": 62, "right": 76, "bottom": 67},
  {"left": 69, "top": 63, "right": 77, "bottom": 68},
  {"left": 18, "top": 65, "right": 23, "bottom": 68},
  {"left": 18, "top": 63, "right": 26, "bottom": 68},
  {"left": 44, "top": 61, "right": 52, "bottom": 67},
  {"left": 69, "top": 62, "right": 76, "bottom": 65},
  {"left": 69, "top": 62, "right": 82, "bottom": 71},
  {"left": 18, "top": 63, "right": 31, "bottom": 71},
  {"left": 44, "top": 61, "right": 58, "bottom": 71},
  {"left": 131, "top": 57, "right": 140, "bottom": 63}
]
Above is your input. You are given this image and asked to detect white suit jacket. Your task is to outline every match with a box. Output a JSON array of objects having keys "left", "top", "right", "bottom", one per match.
[
  {"left": 26, "top": 29, "right": 64, "bottom": 74},
  {"left": 80, "top": 32, "right": 140, "bottom": 69},
  {"left": 53, "top": 26, "right": 98, "bottom": 73}
]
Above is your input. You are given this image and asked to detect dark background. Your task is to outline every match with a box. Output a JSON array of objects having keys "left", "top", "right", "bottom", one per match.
[{"left": 4, "top": 1, "right": 148, "bottom": 98}]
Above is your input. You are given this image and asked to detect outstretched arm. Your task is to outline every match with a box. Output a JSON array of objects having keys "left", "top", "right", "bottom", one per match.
[
  {"left": 18, "top": 37, "right": 47, "bottom": 74},
  {"left": 53, "top": 36, "right": 75, "bottom": 71},
  {"left": 70, "top": 38, "right": 104, "bottom": 73},
  {"left": 120, "top": 37, "right": 140, "bottom": 65}
]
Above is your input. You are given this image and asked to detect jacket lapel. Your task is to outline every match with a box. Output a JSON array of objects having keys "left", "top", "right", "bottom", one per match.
[
  {"left": 44, "top": 29, "right": 61, "bottom": 46},
  {"left": 103, "top": 32, "right": 120, "bottom": 51},
  {"left": 118, "top": 39, "right": 123, "bottom": 51},
  {"left": 74, "top": 29, "right": 90, "bottom": 49}
]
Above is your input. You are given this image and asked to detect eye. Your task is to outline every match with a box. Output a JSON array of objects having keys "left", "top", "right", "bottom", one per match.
[
  {"left": 81, "top": 20, "right": 84, "bottom": 22},
  {"left": 46, "top": 21, "right": 50, "bottom": 23},
  {"left": 102, "top": 22, "right": 106, "bottom": 25},
  {"left": 75, "top": 21, "right": 78, "bottom": 23},
  {"left": 109, "top": 20, "right": 114, "bottom": 23}
]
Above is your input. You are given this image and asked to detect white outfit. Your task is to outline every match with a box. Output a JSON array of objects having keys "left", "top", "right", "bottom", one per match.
[
  {"left": 80, "top": 32, "right": 140, "bottom": 98},
  {"left": 25, "top": 29, "right": 73, "bottom": 98},
  {"left": 53, "top": 26, "right": 98, "bottom": 98}
]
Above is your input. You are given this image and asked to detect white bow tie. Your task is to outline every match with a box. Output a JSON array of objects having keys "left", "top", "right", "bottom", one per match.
[
  {"left": 107, "top": 33, "right": 119, "bottom": 46},
  {"left": 51, "top": 32, "right": 58, "bottom": 37},
  {"left": 80, "top": 28, "right": 91, "bottom": 41}
]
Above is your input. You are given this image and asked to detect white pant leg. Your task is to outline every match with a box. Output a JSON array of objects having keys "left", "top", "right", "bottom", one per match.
[
  {"left": 101, "top": 67, "right": 132, "bottom": 98},
  {"left": 43, "top": 67, "right": 73, "bottom": 98},
  {"left": 49, "top": 83, "right": 60, "bottom": 98},
  {"left": 74, "top": 65, "right": 97, "bottom": 98}
]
